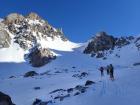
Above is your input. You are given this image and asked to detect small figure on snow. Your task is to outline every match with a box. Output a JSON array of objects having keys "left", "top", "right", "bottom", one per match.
[
  {"left": 106, "top": 65, "right": 110, "bottom": 75},
  {"left": 109, "top": 64, "right": 114, "bottom": 80},
  {"left": 99, "top": 66, "right": 104, "bottom": 77}
]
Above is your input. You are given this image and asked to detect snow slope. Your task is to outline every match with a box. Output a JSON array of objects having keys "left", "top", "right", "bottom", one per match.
[
  {"left": 0, "top": 43, "right": 25, "bottom": 62},
  {"left": 59, "top": 67, "right": 140, "bottom": 105},
  {"left": 0, "top": 40, "right": 140, "bottom": 105},
  {"left": 0, "top": 38, "right": 81, "bottom": 79},
  {"left": 39, "top": 37, "right": 81, "bottom": 51}
]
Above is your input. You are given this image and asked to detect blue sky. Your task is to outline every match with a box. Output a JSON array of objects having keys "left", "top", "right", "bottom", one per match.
[{"left": 0, "top": 0, "right": 140, "bottom": 42}]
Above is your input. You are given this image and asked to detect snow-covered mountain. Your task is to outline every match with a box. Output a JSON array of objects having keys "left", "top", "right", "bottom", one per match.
[
  {"left": 0, "top": 12, "right": 79, "bottom": 66},
  {"left": 84, "top": 31, "right": 140, "bottom": 66},
  {"left": 0, "top": 13, "right": 140, "bottom": 105}
]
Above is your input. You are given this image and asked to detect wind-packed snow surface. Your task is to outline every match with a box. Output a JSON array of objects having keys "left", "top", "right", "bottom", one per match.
[{"left": 0, "top": 37, "right": 140, "bottom": 105}]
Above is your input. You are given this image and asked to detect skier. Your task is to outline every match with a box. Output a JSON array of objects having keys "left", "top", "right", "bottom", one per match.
[
  {"left": 106, "top": 65, "right": 110, "bottom": 75},
  {"left": 99, "top": 66, "right": 104, "bottom": 77},
  {"left": 109, "top": 64, "right": 114, "bottom": 80}
]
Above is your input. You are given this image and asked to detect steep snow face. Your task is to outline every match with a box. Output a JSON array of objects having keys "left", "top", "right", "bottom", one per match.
[
  {"left": 39, "top": 37, "right": 81, "bottom": 51},
  {"left": 0, "top": 43, "right": 25, "bottom": 62}
]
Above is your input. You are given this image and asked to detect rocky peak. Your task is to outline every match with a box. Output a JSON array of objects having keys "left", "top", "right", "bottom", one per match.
[
  {"left": 0, "top": 12, "right": 67, "bottom": 50},
  {"left": 26, "top": 12, "right": 41, "bottom": 20},
  {"left": 96, "top": 31, "right": 107, "bottom": 37},
  {"left": 0, "top": 12, "right": 68, "bottom": 67},
  {"left": 84, "top": 32, "right": 115, "bottom": 54},
  {"left": 84, "top": 32, "right": 135, "bottom": 58},
  {"left": 4, "top": 13, "right": 24, "bottom": 24}
]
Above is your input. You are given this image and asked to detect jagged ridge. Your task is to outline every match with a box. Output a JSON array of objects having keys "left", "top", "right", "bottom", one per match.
[
  {"left": 0, "top": 12, "right": 68, "bottom": 66},
  {"left": 83, "top": 32, "right": 137, "bottom": 58}
]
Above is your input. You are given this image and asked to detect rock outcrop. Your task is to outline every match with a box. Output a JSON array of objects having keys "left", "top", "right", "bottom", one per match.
[
  {"left": 85, "top": 80, "right": 95, "bottom": 86},
  {"left": 84, "top": 32, "right": 115, "bottom": 54},
  {"left": 115, "top": 36, "right": 134, "bottom": 47},
  {"left": 84, "top": 32, "right": 134, "bottom": 58},
  {"left": 25, "top": 46, "right": 56, "bottom": 67},
  {"left": 0, "top": 91, "right": 15, "bottom": 105},
  {"left": 24, "top": 71, "right": 38, "bottom": 77}
]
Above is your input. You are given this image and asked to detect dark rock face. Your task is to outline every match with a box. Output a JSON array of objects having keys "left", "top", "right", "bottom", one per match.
[
  {"left": 54, "top": 94, "right": 70, "bottom": 101},
  {"left": 67, "top": 88, "right": 73, "bottom": 93},
  {"left": 74, "top": 85, "right": 87, "bottom": 92},
  {"left": 49, "top": 89, "right": 66, "bottom": 94},
  {"left": 32, "top": 99, "right": 42, "bottom": 105},
  {"left": 133, "top": 62, "right": 140, "bottom": 66},
  {"left": 96, "top": 52, "right": 104, "bottom": 58},
  {"left": 25, "top": 46, "right": 56, "bottom": 67},
  {"left": 84, "top": 32, "right": 115, "bottom": 54},
  {"left": 74, "top": 92, "right": 80, "bottom": 96},
  {"left": 72, "top": 72, "right": 88, "bottom": 79},
  {"left": 0, "top": 92, "right": 15, "bottom": 105},
  {"left": 32, "top": 98, "right": 51, "bottom": 105},
  {"left": 24, "top": 71, "right": 38, "bottom": 77},
  {"left": 34, "top": 87, "right": 41, "bottom": 90},
  {"left": 33, "top": 83, "right": 93, "bottom": 105},
  {"left": 115, "top": 36, "right": 133, "bottom": 47},
  {"left": 84, "top": 32, "right": 134, "bottom": 58},
  {"left": 85, "top": 80, "right": 95, "bottom": 86},
  {"left": 135, "top": 37, "right": 140, "bottom": 50}
]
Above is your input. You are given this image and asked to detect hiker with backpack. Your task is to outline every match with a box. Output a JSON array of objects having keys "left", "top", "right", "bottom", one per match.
[
  {"left": 99, "top": 66, "right": 104, "bottom": 77},
  {"left": 109, "top": 64, "right": 114, "bottom": 80},
  {"left": 106, "top": 65, "right": 110, "bottom": 75}
]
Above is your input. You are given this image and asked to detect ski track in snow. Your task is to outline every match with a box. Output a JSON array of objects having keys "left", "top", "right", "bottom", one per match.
[{"left": 98, "top": 73, "right": 127, "bottom": 98}]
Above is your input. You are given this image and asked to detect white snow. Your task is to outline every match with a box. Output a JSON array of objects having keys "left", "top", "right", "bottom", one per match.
[
  {"left": 0, "top": 30, "right": 26, "bottom": 62},
  {"left": 0, "top": 43, "right": 25, "bottom": 62},
  {"left": 39, "top": 37, "right": 81, "bottom": 52},
  {"left": 0, "top": 35, "right": 140, "bottom": 105},
  {"left": 28, "top": 19, "right": 43, "bottom": 25},
  {"left": 59, "top": 67, "right": 140, "bottom": 105}
]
